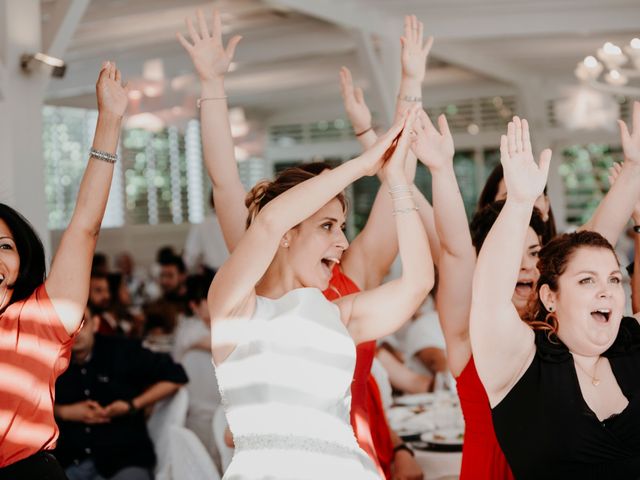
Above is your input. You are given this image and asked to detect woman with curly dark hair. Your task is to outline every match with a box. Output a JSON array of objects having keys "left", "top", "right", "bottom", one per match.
[{"left": 471, "top": 113, "right": 640, "bottom": 479}]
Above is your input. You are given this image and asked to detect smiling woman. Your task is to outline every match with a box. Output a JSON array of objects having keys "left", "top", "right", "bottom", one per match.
[{"left": 0, "top": 62, "right": 128, "bottom": 479}]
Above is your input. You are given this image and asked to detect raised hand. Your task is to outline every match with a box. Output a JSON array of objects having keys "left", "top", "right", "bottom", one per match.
[
  {"left": 339, "top": 66, "right": 372, "bottom": 133},
  {"left": 400, "top": 15, "right": 433, "bottom": 82},
  {"left": 618, "top": 101, "right": 640, "bottom": 165},
  {"left": 608, "top": 161, "right": 640, "bottom": 219},
  {"left": 411, "top": 109, "right": 454, "bottom": 171},
  {"left": 500, "top": 116, "right": 551, "bottom": 205},
  {"left": 96, "top": 61, "right": 128, "bottom": 118},
  {"left": 357, "top": 107, "right": 414, "bottom": 176},
  {"left": 177, "top": 9, "right": 242, "bottom": 82}
]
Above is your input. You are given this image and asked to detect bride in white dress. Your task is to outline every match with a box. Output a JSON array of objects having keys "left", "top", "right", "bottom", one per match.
[{"left": 182, "top": 19, "right": 434, "bottom": 479}]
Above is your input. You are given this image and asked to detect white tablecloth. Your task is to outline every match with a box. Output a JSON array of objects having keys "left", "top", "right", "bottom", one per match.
[{"left": 415, "top": 449, "right": 461, "bottom": 480}]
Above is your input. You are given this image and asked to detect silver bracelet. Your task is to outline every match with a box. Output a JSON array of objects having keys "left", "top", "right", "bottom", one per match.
[
  {"left": 388, "top": 184, "right": 412, "bottom": 194},
  {"left": 197, "top": 96, "right": 228, "bottom": 108},
  {"left": 393, "top": 206, "right": 419, "bottom": 216},
  {"left": 89, "top": 148, "right": 117, "bottom": 164},
  {"left": 398, "top": 94, "right": 422, "bottom": 103}
]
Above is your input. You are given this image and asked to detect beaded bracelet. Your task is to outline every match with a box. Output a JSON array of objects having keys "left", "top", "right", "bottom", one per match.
[
  {"left": 393, "top": 206, "right": 419, "bottom": 216},
  {"left": 89, "top": 148, "right": 117, "bottom": 164}
]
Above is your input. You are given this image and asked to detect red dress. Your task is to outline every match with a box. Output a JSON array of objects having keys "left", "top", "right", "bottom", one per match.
[
  {"left": 324, "top": 265, "right": 394, "bottom": 479},
  {"left": 456, "top": 356, "right": 514, "bottom": 480}
]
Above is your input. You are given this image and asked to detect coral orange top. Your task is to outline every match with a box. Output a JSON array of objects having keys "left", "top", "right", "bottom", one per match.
[
  {"left": 456, "top": 356, "right": 514, "bottom": 480},
  {"left": 0, "top": 284, "right": 75, "bottom": 467},
  {"left": 324, "top": 265, "right": 394, "bottom": 479}
]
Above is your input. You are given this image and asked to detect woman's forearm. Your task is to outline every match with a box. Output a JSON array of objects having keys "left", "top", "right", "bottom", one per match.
[{"left": 70, "top": 113, "right": 122, "bottom": 235}]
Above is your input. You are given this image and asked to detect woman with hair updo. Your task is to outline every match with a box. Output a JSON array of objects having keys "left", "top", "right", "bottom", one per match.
[
  {"left": 178, "top": 9, "right": 437, "bottom": 479},
  {"left": 203, "top": 101, "right": 432, "bottom": 478},
  {"left": 0, "top": 62, "right": 128, "bottom": 479},
  {"left": 470, "top": 113, "right": 640, "bottom": 479}
]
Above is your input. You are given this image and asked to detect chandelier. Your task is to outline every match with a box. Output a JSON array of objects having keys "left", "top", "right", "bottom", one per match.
[{"left": 575, "top": 39, "right": 640, "bottom": 97}]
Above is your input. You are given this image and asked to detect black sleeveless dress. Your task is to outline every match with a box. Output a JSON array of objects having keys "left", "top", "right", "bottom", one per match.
[{"left": 492, "top": 317, "right": 640, "bottom": 480}]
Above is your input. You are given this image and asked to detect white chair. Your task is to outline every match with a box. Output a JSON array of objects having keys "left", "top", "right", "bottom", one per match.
[
  {"left": 168, "top": 425, "right": 221, "bottom": 480},
  {"left": 147, "top": 387, "right": 189, "bottom": 479},
  {"left": 212, "top": 407, "right": 234, "bottom": 473}
]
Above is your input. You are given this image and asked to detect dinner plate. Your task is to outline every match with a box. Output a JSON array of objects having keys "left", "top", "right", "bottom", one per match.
[
  {"left": 420, "top": 429, "right": 464, "bottom": 445},
  {"left": 394, "top": 392, "right": 437, "bottom": 406}
]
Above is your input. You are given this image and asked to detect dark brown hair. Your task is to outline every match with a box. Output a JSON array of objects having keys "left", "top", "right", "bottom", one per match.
[
  {"left": 245, "top": 164, "right": 346, "bottom": 228},
  {"left": 478, "top": 164, "right": 557, "bottom": 244},
  {"left": 470, "top": 200, "right": 546, "bottom": 255},
  {"left": 524, "top": 230, "right": 618, "bottom": 336},
  {"left": 0, "top": 203, "right": 46, "bottom": 305}
]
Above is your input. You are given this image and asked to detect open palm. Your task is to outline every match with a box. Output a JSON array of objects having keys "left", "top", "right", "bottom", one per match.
[
  {"left": 619, "top": 101, "right": 640, "bottom": 165},
  {"left": 500, "top": 116, "right": 551, "bottom": 204},
  {"left": 400, "top": 15, "right": 433, "bottom": 82},
  {"left": 177, "top": 9, "right": 241, "bottom": 81},
  {"left": 96, "top": 62, "right": 128, "bottom": 117},
  {"left": 339, "top": 66, "right": 372, "bottom": 133},
  {"left": 411, "top": 109, "right": 454, "bottom": 171}
]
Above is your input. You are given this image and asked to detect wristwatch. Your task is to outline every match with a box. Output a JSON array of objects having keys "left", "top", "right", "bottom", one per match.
[
  {"left": 393, "top": 443, "right": 415, "bottom": 457},
  {"left": 633, "top": 225, "right": 640, "bottom": 234},
  {"left": 127, "top": 399, "right": 139, "bottom": 415}
]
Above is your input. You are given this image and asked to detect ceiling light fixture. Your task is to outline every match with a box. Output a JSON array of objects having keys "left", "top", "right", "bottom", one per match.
[
  {"left": 20, "top": 52, "right": 66, "bottom": 78},
  {"left": 575, "top": 39, "right": 640, "bottom": 97}
]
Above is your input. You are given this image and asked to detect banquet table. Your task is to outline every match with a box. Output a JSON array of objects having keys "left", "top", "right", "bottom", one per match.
[{"left": 388, "top": 391, "right": 463, "bottom": 480}]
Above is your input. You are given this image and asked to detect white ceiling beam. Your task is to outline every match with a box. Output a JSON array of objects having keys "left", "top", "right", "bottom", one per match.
[
  {"left": 409, "top": 7, "right": 640, "bottom": 41},
  {"left": 41, "top": 0, "right": 90, "bottom": 58},
  {"left": 45, "top": 24, "right": 356, "bottom": 100},
  {"left": 273, "top": 0, "right": 535, "bottom": 87},
  {"left": 353, "top": 31, "right": 396, "bottom": 126},
  {"left": 270, "top": 0, "right": 392, "bottom": 37},
  {"left": 430, "top": 43, "right": 529, "bottom": 86}
]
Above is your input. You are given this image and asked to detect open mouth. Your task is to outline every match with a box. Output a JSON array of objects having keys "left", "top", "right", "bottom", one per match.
[
  {"left": 591, "top": 308, "right": 611, "bottom": 323},
  {"left": 321, "top": 257, "right": 340, "bottom": 276},
  {"left": 515, "top": 281, "right": 533, "bottom": 296}
]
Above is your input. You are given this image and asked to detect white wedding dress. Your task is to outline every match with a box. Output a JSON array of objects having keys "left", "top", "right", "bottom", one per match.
[{"left": 214, "top": 288, "right": 381, "bottom": 480}]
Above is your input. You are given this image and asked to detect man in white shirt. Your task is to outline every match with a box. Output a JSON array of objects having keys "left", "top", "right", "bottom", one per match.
[{"left": 183, "top": 195, "right": 229, "bottom": 275}]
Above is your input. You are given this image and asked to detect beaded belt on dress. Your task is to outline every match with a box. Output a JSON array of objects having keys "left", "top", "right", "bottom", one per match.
[{"left": 234, "top": 434, "right": 360, "bottom": 458}]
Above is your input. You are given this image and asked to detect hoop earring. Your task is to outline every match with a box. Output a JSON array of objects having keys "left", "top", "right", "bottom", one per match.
[{"left": 545, "top": 312, "right": 559, "bottom": 331}]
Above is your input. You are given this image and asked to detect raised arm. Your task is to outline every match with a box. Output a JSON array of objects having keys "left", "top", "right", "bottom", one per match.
[
  {"left": 412, "top": 109, "right": 476, "bottom": 376},
  {"left": 580, "top": 101, "right": 640, "bottom": 244},
  {"left": 177, "top": 9, "right": 246, "bottom": 252},
  {"left": 338, "top": 20, "right": 439, "bottom": 289},
  {"left": 340, "top": 108, "right": 434, "bottom": 344},
  {"left": 607, "top": 161, "right": 640, "bottom": 314},
  {"left": 340, "top": 66, "right": 377, "bottom": 150},
  {"left": 45, "top": 63, "right": 128, "bottom": 336},
  {"left": 208, "top": 117, "right": 409, "bottom": 347},
  {"left": 470, "top": 117, "right": 550, "bottom": 406},
  {"left": 396, "top": 15, "right": 432, "bottom": 122}
]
